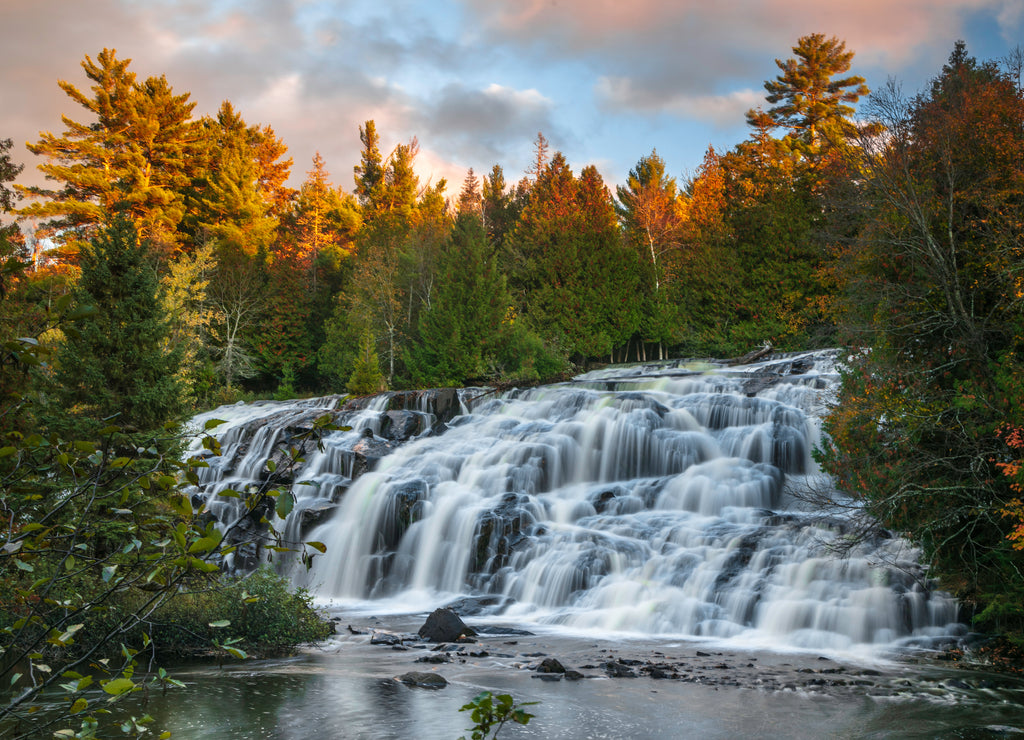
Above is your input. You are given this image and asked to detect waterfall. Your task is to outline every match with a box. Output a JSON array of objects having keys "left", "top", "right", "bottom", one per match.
[{"left": 186, "top": 351, "right": 963, "bottom": 654}]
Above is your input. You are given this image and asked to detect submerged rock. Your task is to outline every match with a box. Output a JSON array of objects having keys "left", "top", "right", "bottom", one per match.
[{"left": 396, "top": 671, "right": 447, "bottom": 689}]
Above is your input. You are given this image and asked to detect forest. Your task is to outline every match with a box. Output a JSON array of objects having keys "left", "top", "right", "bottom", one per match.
[{"left": 3, "top": 32, "right": 1024, "bottom": 735}]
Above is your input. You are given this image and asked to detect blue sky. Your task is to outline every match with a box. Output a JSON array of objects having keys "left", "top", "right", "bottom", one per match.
[{"left": 2, "top": 0, "right": 1022, "bottom": 198}]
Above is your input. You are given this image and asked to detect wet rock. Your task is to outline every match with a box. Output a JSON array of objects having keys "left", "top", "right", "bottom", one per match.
[
  {"left": 396, "top": 671, "right": 447, "bottom": 689},
  {"left": 536, "top": 658, "right": 566, "bottom": 674},
  {"left": 370, "top": 630, "right": 404, "bottom": 646},
  {"left": 299, "top": 502, "right": 337, "bottom": 531},
  {"left": 444, "top": 596, "right": 509, "bottom": 616},
  {"left": 415, "top": 654, "right": 450, "bottom": 664},
  {"left": 418, "top": 608, "right": 476, "bottom": 643},
  {"left": 381, "top": 410, "right": 424, "bottom": 441},
  {"left": 564, "top": 670, "right": 585, "bottom": 681},
  {"left": 604, "top": 660, "right": 637, "bottom": 678}
]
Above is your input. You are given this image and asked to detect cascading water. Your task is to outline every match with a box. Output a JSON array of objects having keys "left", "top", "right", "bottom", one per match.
[{"left": 187, "top": 351, "right": 963, "bottom": 655}]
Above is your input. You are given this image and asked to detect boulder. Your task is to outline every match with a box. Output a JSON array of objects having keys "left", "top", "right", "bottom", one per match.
[
  {"left": 418, "top": 608, "right": 476, "bottom": 643},
  {"left": 536, "top": 657, "right": 566, "bottom": 674},
  {"left": 396, "top": 671, "right": 447, "bottom": 689}
]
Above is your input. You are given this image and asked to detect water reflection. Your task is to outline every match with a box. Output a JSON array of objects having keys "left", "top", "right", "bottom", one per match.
[{"left": 136, "top": 647, "right": 1024, "bottom": 740}]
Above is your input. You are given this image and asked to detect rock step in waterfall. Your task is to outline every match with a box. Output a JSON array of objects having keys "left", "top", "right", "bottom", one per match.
[{"left": 186, "top": 350, "right": 963, "bottom": 656}]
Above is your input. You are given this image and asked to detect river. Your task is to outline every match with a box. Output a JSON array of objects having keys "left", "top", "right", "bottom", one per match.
[{"left": 166, "top": 350, "right": 1024, "bottom": 738}]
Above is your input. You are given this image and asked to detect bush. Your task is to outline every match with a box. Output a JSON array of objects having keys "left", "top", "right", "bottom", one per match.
[{"left": 108, "top": 567, "right": 333, "bottom": 658}]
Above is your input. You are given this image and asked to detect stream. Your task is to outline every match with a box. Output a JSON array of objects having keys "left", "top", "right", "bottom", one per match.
[{"left": 163, "top": 350, "right": 1024, "bottom": 738}]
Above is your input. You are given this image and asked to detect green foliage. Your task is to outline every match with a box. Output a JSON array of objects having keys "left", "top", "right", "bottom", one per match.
[
  {"left": 458, "top": 691, "right": 537, "bottom": 740},
  {"left": 406, "top": 214, "right": 510, "bottom": 386},
  {"left": 508, "top": 154, "right": 641, "bottom": 362},
  {"left": 92, "top": 567, "right": 333, "bottom": 657},
  {"left": 819, "top": 43, "right": 1024, "bottom": 634},
  {"left": 347, "top": 326, "right": 385, "bottom": 395},
  {"left": 1, "top": 312, "right": 336, "bottom": 738},
  {"left": 47, "top": 217, "right": 184, "bottom": 440}
]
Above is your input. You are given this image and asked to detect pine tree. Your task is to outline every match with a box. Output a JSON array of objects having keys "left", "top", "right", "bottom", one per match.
[
  {"left": 17, "top": 49, "right": 199, "bottom": 258},
  {"left": 347, "top": 326, "right": 385, "bottom": 395},
  {"left": 354, "top": 120, "right": 385, "bottom": 212},
  {"left": 510, "top": 153, "right": 640, "bottom": 360},
  {"left": 407, "top": 213, "right": 509, "bottom": 386},
  {"left": 49, "top": 216, "right": 183, "bottom": 438},
  {"left": 757, "top": 34, "right": 869, "bottom": 162},
  {"left": 457, "top": 168, "right": 482, "bottom": 217}
]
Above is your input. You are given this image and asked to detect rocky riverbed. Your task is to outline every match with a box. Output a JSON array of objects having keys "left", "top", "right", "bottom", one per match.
[{"left": 326, "top": 609, "right": 1023, "bottom": 705}]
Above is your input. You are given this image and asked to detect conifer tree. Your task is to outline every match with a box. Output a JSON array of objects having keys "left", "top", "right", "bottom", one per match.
[
  {"left": 756, "top": 33, "right": 869, "bottom": 163},
  {"left": 347, "top": 326, "right": 385, "bottom": 395},
  {"left": 354, "top": 120, "right": 385, "bottom": 212},
  {"left": 18, "top": 49, "right": 199, "bottom": 258},
  {"left": 510, "top": 153, "right": 640, "bottom": 360},
  {"left": 457, "top": 168, "right": 482, "bottom": 216},
  {"left": 407, "top": 213, "right": 509, "bottom": 386},
  {"left": 49, "top": 216, "right": 182, "bottom": 438}
]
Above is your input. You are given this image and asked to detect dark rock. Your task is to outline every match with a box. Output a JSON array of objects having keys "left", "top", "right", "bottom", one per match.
[
  {"left": 396, "top": 671, "right": 447, "bottom": 689},
  {"left": 536, "top": 658, "right": 566, "bottom": 674},
  {"left": 532, "top": 674, "right": 562, "bottom": 681},
  {"left": 370, "top": 630, "right": 403, "bottom": 646},
  {"left": 604, "top": 661, "right": 637, "bottom": 678},
  {"left": 418, "top": 608, "right": 476, "bottom": 643},
  {"left": 300, "top": 502, "right": 338, "bottom": 531},
  {"left": 381, "top": 410, "right": 425, "bottom": 441},
  {"left": 564, "top": 670, "right": 585, "bottom": 681},
  {"left": 415, "top": 654, "right": 450, "bottom": 664}
]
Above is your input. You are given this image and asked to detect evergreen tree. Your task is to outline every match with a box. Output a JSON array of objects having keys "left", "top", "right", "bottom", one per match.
[
  {"left": 758, "top": 33, "right": 869, "bottom": 164},
  {"left": 49, "top": 217, "right": 183, "bottom": 438},
  {"left": 18, "top": 49, "right": 199, "bottom": 259},
  {"left": 347, "top": 326, "right": 385, "bottom": 395},
  {"left": 482, "top": 164, "right": 518, "bottom": 249},
  {"left": 407, "top": 213, "right": 509, "bottom": 386},
  {"left": 1, "top": 137, "right": 25, "bottom": 280},
  {"left": 457, "top": 168, "right": 482, "bottom": 216},
  {"left": 353, "top": 120, "right": 385, "bottom": 212},
  {"left": 510, "top": 153, "right": 640, "bottom": 361}
]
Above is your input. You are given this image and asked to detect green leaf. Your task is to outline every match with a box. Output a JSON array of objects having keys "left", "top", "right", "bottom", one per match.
[
  {"left": 208, "top": 620, "right": 230, "bottom": 628},
  {"left": 307, "top": 541, "right": 327, "bottom": 554},
  {"left": 275, "top": 492, "right": 295, "bottom": 519},
  {"left": 102, "top": 565, "right": 117, "bottom": 582},
  {"left": 204, "top": 418, "right": 227, "bottom": 430},
  {"left": 187, "top": 534, "right": 222, "bottom": 554},
  {"left": 101, "top": 678, "right": 136, "bottom": 696},
  {"left": 0, "top": 446, "right": 16, "bottom": 458},
  {"left": 70, "top": 698, "right": 88, "bottom": 714},
  {"left": 14, "top": 559, "right": 33, "bottom": 572}
]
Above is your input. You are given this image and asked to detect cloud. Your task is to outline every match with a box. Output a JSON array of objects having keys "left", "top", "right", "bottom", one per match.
[
  {"left": 411, "top": 83, "right": 557, "bottom": 165},
  {"left": 462, "top": 0, "right": 1021, "bottom": 95},
  {"left": 597, "top": 78, "right": 763, "bottom": 125}
]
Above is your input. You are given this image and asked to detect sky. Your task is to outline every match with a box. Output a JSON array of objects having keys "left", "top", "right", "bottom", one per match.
[{"left": 2, "top": 0, "right": 1022, "bottom": 200}]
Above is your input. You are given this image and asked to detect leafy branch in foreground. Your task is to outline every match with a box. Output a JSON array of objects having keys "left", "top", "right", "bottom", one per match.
[
  {"left": 458, "top": 691, "right": 537, "bottom": 740},
  {"left": 0, "top": 411, "right": 336, "bottom": 739}
]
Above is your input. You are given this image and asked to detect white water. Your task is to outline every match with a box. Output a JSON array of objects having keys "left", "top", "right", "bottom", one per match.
[{"left": 187, "top": 351, "right": 962, "bottom": 657}]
